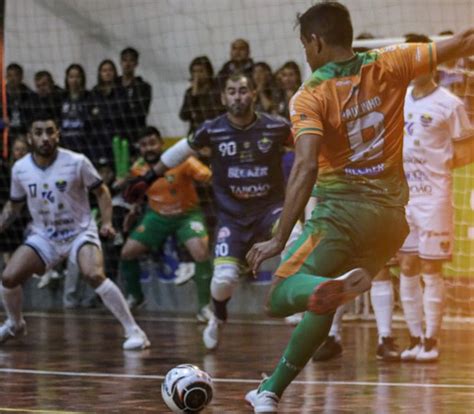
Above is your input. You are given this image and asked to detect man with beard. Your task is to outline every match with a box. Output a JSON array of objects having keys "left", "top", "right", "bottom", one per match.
[
  {"left": 124, "top": 73, "right": 295, "bottom": 351},
  {"left": 0, "top": 114, "right": 150, "bottom": 350},
  {"left": 120, "top": 126, "right": 213, "bottom": 319}
]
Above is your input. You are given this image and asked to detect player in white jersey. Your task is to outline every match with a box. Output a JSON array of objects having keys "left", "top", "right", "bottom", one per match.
[{"left": 0, "top": 115, "right": 150, "bottom": 350}]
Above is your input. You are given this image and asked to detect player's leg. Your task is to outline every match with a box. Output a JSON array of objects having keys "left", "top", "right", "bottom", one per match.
[
  {"left": 371, "top": 265, "right": 400, "bottom": 361},
  {"left": 312, "top": 304, "right": 345, "bottom": 361},
  {"left": 76, "top": 242, "right": 150, "bottom": 350},
  {"left": 177, "top": 209, "right": 213, "bottom": 321},
  {"left": 120, "top": 210, "right": 169, "bottom": 309},
  {"left": 0, "top": 244, "right": 47, "bottom": 343}
]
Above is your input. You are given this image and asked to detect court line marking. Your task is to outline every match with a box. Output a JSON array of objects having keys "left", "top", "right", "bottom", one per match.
[
  {"left": 1, "top": 368, "right": 474, "bottom": 389},
  {"left": 0, "top": 408, "right": 85, "bottom": 414}
]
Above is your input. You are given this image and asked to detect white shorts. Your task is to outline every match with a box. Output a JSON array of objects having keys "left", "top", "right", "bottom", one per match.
[
  {"left": 24, "top": 223, "right": 101, "bottom": 272},
  {"left": 400, "top": 199, "right": 453, "bottom": 260}
]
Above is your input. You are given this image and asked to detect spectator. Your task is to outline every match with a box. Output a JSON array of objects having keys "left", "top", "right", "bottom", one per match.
[
  {"left": 24, "top": 71, "right": 63, "bottom": 125},
  {"left": 217, "top": 38, "right": 254, "bottom": 86},
  {"left": 60, "top": 64, "right": 91, "bottom": 159},
  {"left": 179, "top": 56, "right": 224, "bottom": 134},
  {"left": 275, "top": 61, "right": 302, "bottom": 119},
  {"left": 118, "top": 47, "right": 152, "bottom": 143},
  {"left": 88, "top": 59, "right": 128, "bottom": 166},
  {"left": 252, "top": 62, "right": 281, "bottom": 114},
  {"left": 5, "top": 63, "right": 32, "bottom": 139}
]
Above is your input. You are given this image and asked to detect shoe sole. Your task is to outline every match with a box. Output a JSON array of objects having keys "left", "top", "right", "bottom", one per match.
[
  {"left": 123, "top": 339, "right": 151, "bottom": 351},
  {"left": 307, "top": 268, "right": 372, "bottom": 314},
  {"left": 245, "top": 392, "right": 278, "bottom": 413}
]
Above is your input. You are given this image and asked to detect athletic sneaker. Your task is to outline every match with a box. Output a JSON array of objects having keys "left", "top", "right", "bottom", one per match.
[
  {"left": 400, "top": 336, "right": 423, "bottom": 361},
  {"left": 174, "top": 262, "right": 196, "bottom": 286},
  {"left": 123, "top": 327, "right": 151, "bottom": 350},
  {"left": 203, "top": 317, "right": 222, "bottom": 350},
  {"left": 376, "top": 337, "right": 400, "bottom": 361},
  {"left": 312, "top": 336, "right": 343, "bottom": 362},
  {"left": 245, "top": 388, "right": 279, "bottom": 413},
  {"left": 284, "top": 312, "right": 303, "bottom": 325},
  {"left": 416, "top": 337, "right": 439, "bottom": 362},
  {"left": 196, "top": 304, "right": 214, "bottom": 323},
  {"left": 307, "top": 268, "right": 372, "bottom": 314},
  {"left": 0, "top": 320, "right": 27, "bottom": 344}
]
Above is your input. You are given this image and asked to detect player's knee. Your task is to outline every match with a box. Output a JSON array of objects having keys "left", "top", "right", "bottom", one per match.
[
  {"left": 1, "top": 267, "right": 22, "bottom": 288},
  {"left": 82, "top": 271, "right": 106, "bottom": 288},
  {"left": 399, "top": 255, "right": 419, "bottom": 276},
  {"left": 211, "top": 264, "right": 239, "bottom": 301},
  {"left": 120, "top": 244, "right": 137, "bottom": 261},
  {"left": 420, "top": 260, "right": 442, "bottom": 275}
]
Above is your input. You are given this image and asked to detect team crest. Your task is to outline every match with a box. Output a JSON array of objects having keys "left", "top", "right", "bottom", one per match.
[
  {"left": 190, "top": 221, "right": 205, "bottom": 232},
  {"left": 55, "top": 180, "right": 67, "bottom": 192},
  {"left": 440, "top": 241, "right": 450, "bottom": 253},
  {"left": 420, "top": 113, "right": 433, "bottom": 127},
  {"left": 244, "top": 141, "right": 251, "bottom": 149},
  {"left": 257, "top": 137, "right": 273, "bottom": 153},
  {"left": 217, "top": 226, "right": 231, "bottom": 240},
  {"left": 165, "top": 174, "right": 175, "bottom": 183}
]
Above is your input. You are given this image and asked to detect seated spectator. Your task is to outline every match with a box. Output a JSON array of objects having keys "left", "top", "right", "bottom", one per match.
[
  {"left": 5, "top": 63, "right": 32, "bottom": 139},
  {"left": 24, "top": 71, "right": 63, "bottom": 125},
  {"left": 118, "top": 47, "right": 152, "bottom": 143},
  {"left": 60, "top": 64, "right": 91, "bottom": 159},
  {"left": 88, "top": 59, "right": 128, "bottom": 166},
  {"left": 252, "top": 62, "right": 281, "bottom": 114},
  {"left": 275, "top": 61, "right": 302, "bottom": 119},
  {"left": 179, "top": 56, "right": 224, "bottom": 135},
  {"left": 217, "top": 38, "right": 253, "bottom": 86}
]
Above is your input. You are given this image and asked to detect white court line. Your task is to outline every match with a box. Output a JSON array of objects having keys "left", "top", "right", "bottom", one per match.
[{"left": 1, "top": 368, "right": 474, "bottom": 389}]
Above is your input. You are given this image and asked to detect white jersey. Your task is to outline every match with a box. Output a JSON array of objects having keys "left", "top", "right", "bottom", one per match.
[
  {"left": 403, "top": 86, "right": 472, "bottom": 202},
  {"left": 10, "top": 148, "right": 102, "bottom": 242}
]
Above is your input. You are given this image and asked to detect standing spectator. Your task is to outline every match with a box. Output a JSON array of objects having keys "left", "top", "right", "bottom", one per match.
[
  {"left": 88, "top": 59, "right": 128, "bottom": 166},
  {"left": 118, "top": 47, "right": 152, "bottom": 143},
  {"left": 252, "top": 62, "right": 281, "bottom": 114},
  {"left": 24, "top": 71, "right": 63, "bottom": 125},
  {"left": 179, "top": 56, "right": 224, "bottom": 135},
  {"left": 217, "top": 38, "right": 254, "bottom": 86},
  {"left": 5, "top": 63, "right": 32, "bottom": 139},
  {"left": 276, "top": 61, "right": 302, "bottom": 119},
  {"left": 60, "top": 64, "right": 91, "bottom": 159}
]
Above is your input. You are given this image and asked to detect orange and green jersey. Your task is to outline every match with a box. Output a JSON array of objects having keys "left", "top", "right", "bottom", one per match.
[
  {"left": 290, "top": 43, "right": 436, "bottom": 206},
  {"left": 130, "top": 156, "right": 211, "bottom": 215}
]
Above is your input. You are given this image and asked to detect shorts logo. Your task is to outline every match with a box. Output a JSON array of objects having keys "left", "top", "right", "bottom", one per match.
[
  {"left": 440, "top": 241, "right": 450, "bottom": 253},
  {"left": 420, "top": 113, "right": 433, "bottom": 127},
  {"left": 257, "top": 137, "right": 273, "bottom": 153},
  {"left": 217, "top": 226, "right": 231, "bottom": 240},
  {"left": 136, "top": 225, "right": 146, "bottom": 233},
  {"left": 190, "top": 221, "right": 204, "bottom": 232},
  {"left": 55, "top": 180, "right": 67, "bottom": 192}
]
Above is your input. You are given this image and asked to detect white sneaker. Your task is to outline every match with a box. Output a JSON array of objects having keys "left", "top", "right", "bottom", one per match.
[
  {"left": 416, "top": 338, "right": 439, "bottom": 362},
  {"left": 203, "top": 318, "right": 222, "bottom": 350},
  {"left": 123, "top": 327, "right": 151, "bottom": 350},
  {"left": 174, "top": 262, "right": 195, "bottom": 285},
  {"left": 245, "top": 388, "right": 279, "bottom": 413},
  {"left": 307, "top": 268, "right": 372, "bottom": 314},
  {"left": 196, "top": 304, "right": 214, "bottom": 323},
  {"left": 400, "top": 336, "right": 423, "bottom": 361},
  {"left": 0, "top": 320, "right": 27, "bottom": 344},
  {"left": 284, "top": 312, "right": 303, "bottom": 325}
]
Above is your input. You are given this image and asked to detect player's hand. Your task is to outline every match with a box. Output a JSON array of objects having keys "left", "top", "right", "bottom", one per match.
[
  {"left": 246, "top": 237, "right": 284, "bottom": 276},
  {"left": 123, "top": 207, "right": 141, "bottom": 233},
  {"left": 123, "top": 169, "right": 158, "bottom": 203},
  {"left": 99, "top": 223, "right": 116, "bottom": 239}
]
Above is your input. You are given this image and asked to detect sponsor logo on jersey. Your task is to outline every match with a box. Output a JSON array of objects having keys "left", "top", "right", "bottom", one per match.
[
  {"left": 344, "top": 163, "right": 385, "bottom": 176},
  {"left": 28, "top": 183, "right": 37, "bottom": 197},
  {"left": 165, "top": 174, "right": 175, "bottom": 183},
  {"left": 409, "top": 184, "right": 432, "bottom": 195},
  {"left": 420, "top": 113, "right": 433, "bottom": 127},
  {"left": 405, "top": 169, "right": 429, "bottom": 181},
  {"left": 229, "top": 183, "right": 271, "bottom": 198},
  {"left": 41, "top": 190, "right": 55, "bottom": 203},
  {"left": 243, "top": 141, "right": 251, "bottom": 149},
  {"left": 228, "top": 166, "right": 269, "bottom": 179},
  {"left": 217, "top": 226, "right": 231, "bottom": 240},
  {"left": 257, "top": 137, "right": 273, "bottom": 153},
  {"left": 239, "top": 150, "right": 254, "bottom": 162},
  {"left": 55, "top": 180, "right": 67, "bottom": 192}
]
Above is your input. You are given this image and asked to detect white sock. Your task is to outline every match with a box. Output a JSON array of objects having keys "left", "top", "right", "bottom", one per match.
[
  {"left": 1, "top": 285, "right": 24, "bottom": 326},
  {"left": 95, "top": 279, "right": 139, "bottom": 337},
  {"left": 328, "top": 304, "right": 346, "bottom": 342},
  {"left": 400, "top": 274, "right": 423, "bottom": 338},
  {"left": 422, "top": 273, "right": 444, "bottom": 339},
  {"left": 370, "top": 280, "right": 393, "bottom": 343}
]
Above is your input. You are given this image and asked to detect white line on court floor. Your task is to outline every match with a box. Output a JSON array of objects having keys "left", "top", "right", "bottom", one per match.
[{"left": 1, "top": 368, "right": 474, "bottom": 389}]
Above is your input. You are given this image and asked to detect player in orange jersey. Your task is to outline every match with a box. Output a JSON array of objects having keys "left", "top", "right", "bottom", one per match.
[
  {"left": 244, "top": 2, "right": 474, "bottom": 412},
  {"left": 120, "top": 126, "right": 213, "bottom": 320}
]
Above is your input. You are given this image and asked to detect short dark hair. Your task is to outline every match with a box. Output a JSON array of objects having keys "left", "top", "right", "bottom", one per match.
[
  {"left": 405, "top": 33, "right": 431, "bottom": 43},
  {"left": 297, "top": 2, "right": 353, "bottom": 49},
  {"left": 139, "top": 126, "right": 163, "bottom": 142},
  {"left": 121, "top": 47, "right": 139, "bottom": 61},
  {"left": 65, "top": 63, "right": 86, "bottom": 91},
  {"left": 34, "top": 70, "right": 54, "bottom": 84},
  {"left": 223, "top": 72, "right": 255, "bottom": 91},
  {"left": 189, "top": 56, "right": 214, "bottom": 78},
  {"left": 7, "top": 63, "right": 23, "bottom": 77},
  {"left": 28, "top": 113, "right": 59, "bottom": 131}
]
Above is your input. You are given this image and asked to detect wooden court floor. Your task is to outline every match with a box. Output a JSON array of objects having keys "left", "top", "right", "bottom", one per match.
[{"left": 0, "top": 310, "right": 473, "bottom": 413}]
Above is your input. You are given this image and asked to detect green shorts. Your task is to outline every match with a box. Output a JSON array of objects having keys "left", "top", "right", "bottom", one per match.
[
  {"left": 275, "top": 199, "right": 409, "bottom": 279},
  {"left": 130, "top": 208, "right": 208, "bottom": 251}
]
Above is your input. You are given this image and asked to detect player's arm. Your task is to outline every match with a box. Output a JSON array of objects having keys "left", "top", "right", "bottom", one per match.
[
  {"left": 453, "top": 133, "right": 474, "bottom": 168},
  {"left": 436, "top": 29, "right": 474, "bottom": 65},
  {"left": 0, "top": 200, "right": 25, "bottom": 233},
  {"left": 246, "top": 134, "right": 321, "bottom": 272},
  {"left": 91, "top": 183, "right": 116, "bottom": 238}
]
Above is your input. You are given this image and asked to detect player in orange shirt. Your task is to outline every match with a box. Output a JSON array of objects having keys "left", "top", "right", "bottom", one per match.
[
  {"left": 120, "top": 126, "right": 213, "bottom": 320},
  {"left": 244, "top": 2, "right": 474, "bottom": 412}
]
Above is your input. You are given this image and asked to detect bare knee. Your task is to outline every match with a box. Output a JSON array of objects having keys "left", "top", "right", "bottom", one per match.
[
  {"left": 420, "top": 259, "right": 443, "bottom": 275},
  {"left": 82, "top": 271, "right": 106, "bottom": 289},
  {"left": 373, "top": 267, "right": 392, "bottom": 282},
  {"left": 2, "top": 267, "right": 24, "bottom": 289},
  {"left": 399, "top": 254, "right": 420, "bottom": 276}
]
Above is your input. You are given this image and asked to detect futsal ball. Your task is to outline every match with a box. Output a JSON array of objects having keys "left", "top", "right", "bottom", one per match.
[{"left": 161, "top": 364, "right": 213, "bottom": 413}]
